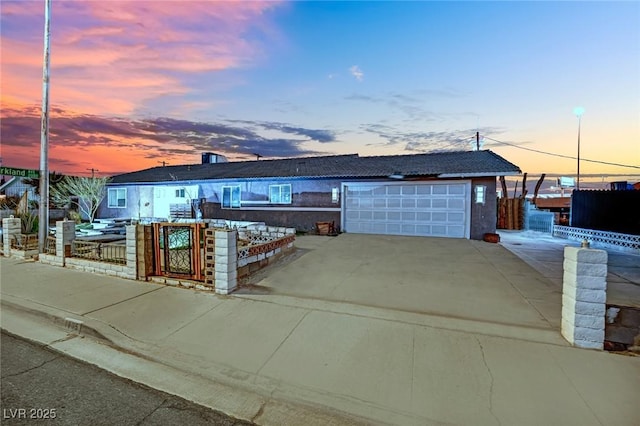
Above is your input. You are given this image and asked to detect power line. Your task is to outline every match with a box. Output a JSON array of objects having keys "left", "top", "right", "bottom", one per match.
[{"left": 483, "top": 136, "right": 640, "bottom": 170}]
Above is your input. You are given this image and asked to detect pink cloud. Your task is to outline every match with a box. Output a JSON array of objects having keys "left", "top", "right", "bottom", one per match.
[{"left": 1, "top": 0, "right": 284, "bottom": 116}]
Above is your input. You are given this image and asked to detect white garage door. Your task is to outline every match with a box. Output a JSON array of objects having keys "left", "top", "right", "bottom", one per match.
[{"left": 343, "top": 182, "right": 470, "bottom": 238}]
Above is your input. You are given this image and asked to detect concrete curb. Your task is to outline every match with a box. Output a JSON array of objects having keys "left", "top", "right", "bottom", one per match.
[
  {"left": 0, "top": 297, "right": 387, "bottom": 426},
  {"left": 1, "top": 296, "right": 113, "bottom": 344}
]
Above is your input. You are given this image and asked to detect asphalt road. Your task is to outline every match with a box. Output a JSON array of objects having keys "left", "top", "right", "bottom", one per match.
[{"left": 0, "top": 331, "right": 253, "bottom": 426}]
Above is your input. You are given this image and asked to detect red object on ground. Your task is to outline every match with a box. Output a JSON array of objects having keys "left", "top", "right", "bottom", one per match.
[{"left": 483, "top": 233, "right": 500, "bottom": 243}]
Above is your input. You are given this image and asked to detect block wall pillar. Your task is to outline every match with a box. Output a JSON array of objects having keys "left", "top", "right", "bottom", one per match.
[
  {"left": 124, "top": 225, "right": 138, "bottom": 279},
  {"left": 2, "top": 217, "right": 21, "bottom": 256},
  {"left": 136, "top": 225, "right": 153, "bottom": 280},
  {"left": 561, "top": 246, "right": 608, "bottom": 349},
  {"left": 56, "top": 220, "right": 76, "bottom": 259},
  {"left": 214, "top": 229, "right": 238, "bottom": 295}
]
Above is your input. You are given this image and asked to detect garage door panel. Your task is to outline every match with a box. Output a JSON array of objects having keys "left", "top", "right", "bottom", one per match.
[
  {"left": 373, "top": 198, "right": 386, "bottom": 208},
  {"left": 417, "top": 225, "right": 431, "bottom": 234},
  {"left": 417, "top": 212, "right": 431, "bottom": 221},
  {"left": 448, "top": 212, "right": 464, "bottom": 222},
  {"left": 432, "top": 212, "right": 447, "bottom": 222},
  {"left": 432, "top": 199, "right": 447, "bottom": 208},
  {"left": 448, "top": 225, "right": 465, "bottom": 237},
  {"left": 371, "top": 223, "right": 385, "bottom": 233},
  {"left": 402, "top": 224, "right": 415, "bottom": 234},
  {"left": 402, "top": 212, "right": 416, "bottom": 221},
  {"left": 344, "top": 181, "right": 470, "bottom": 239},
  {"left": 387, "top": 223, "right": 401, "bottom": 234},
  {"left": 401, "top": 199, "right": 416, "bottom": 208},
  {"left": 432, "top": 225, "right": 447, "bottom": 235},
  {"left": 449, "top": 184, "right": 465, "bottom": 194},
  {"left": 448, "top": 198, "right": 464, "bottom": 209},
  {"left": 417, "top": 185, "right": 431, "bottom": 195},
  {"left": 417, "top": 199, "right": 431, "bottom": 208},
  {"left": 360, "top": 211, "right": 373, "bottom": 220},
  {"left": 387, "top": 211, "right": 401, "bottom": 221},
  {"left": 388, "top": 199, "right": 401, "bottom": 208},
  {"left": 346, "top": 210, "right": 359, "bottom": 220},
  {"left": 360, "top": 198, "right": 373, "bottom": 208},
  {"left": 402, "top": 185, "right": 416, "bottom": 195}
]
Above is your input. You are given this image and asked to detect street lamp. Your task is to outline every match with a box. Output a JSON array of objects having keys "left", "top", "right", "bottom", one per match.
[{"left": 573, "top": 107, "right": 585, "bottom": 191}]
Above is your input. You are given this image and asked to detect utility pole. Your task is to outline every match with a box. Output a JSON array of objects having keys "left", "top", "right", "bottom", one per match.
[
  {"left": 574, "top": 107, "right": 585, "bottom": 191},
  {"left": 87, "top": 168, "right": 99, "bottom": 178},
  {"left": 38, "top": 0, "right": 51, "bottom": 253},
  {"left": 476, "top": 131, "right": 480, "bottom": 151}
]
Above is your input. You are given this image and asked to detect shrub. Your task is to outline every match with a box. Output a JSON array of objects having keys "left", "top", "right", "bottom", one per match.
[
  {"left": 68, "top": 210, "right": 82, "bottom": 223},
  {"left": 18, "top": 212, "right": 39, "bottom": 234}
]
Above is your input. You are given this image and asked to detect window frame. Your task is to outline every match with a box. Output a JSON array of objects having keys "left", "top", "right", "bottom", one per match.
[
  {"left": 269, "top": 184, "right": 292, "bottom": 205},
  {"left": 221, "top": 185, "right": 241, "bottom": 209},
  {"left": 107, "top": 188, "right": 127, "bottom": 208},
  {"left": 175, "top": 188, "right": 186, "bottom": 198},
  {"left": 331, "top": 187, "right": 340, "bottom": 203}
]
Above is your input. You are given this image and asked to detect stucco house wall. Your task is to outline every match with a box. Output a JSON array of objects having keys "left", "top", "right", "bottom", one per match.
[
  {"left": 469, "top": 177, "right": 498, "bottom": 240},
  {"left": 99, "top": 176, "right": 500, "bottom": 237}
]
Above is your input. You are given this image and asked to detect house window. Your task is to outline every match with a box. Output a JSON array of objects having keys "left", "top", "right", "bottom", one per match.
[
  {"left": 175, "top": 188, "right": 185, "bottom": 198},
  {"left": 269, "top": 184, "right": 292, "bottom": 204},
  {"left": 474, "top": 185, "right": 486, "bottom": 204},
  {"left": 108, "top": 188, "right": 127, "bottom": 208},
  {"left": 332, "top": 187, "right": 340, "bottom": 203},
  {"left": 221, "top": 186, "right": 240, "bottom": 208}
]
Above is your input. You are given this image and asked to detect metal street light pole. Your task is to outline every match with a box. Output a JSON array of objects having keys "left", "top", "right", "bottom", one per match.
[
  {"left": 573, "top": 107, "right": 585, "bottom": 191},
  {"left": 38, "top": 0, "right": 51, "bottom": 253}
]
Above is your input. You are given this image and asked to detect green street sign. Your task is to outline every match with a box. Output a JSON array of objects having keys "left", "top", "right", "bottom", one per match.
[{"left": 0, "top": 166, "right": 40, "bottom": 178}]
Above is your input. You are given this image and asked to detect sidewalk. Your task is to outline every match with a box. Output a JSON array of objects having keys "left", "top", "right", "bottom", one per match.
[
  {"left": 498, "top": 230, "right": 640, "bottom": 309},
  {"left": 1, "top": 254, "right": 639, "bottom": 425}
]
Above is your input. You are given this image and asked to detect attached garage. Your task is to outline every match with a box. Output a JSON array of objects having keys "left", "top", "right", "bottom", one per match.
[{"left": 342, "top": 181, "right": 471, "bottom": 238}]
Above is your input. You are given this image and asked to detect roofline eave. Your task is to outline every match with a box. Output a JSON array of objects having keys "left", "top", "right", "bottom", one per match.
[
  {"left": 109, "top": 171, "right": 522, "bottom": 185},
  {"left": 437, "top": 171, "right": 521, "bottom": 178}
]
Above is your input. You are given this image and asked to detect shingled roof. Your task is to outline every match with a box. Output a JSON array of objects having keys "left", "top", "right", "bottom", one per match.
[{"left": 110, "top": 150, "right": 520, "bottom": 184}]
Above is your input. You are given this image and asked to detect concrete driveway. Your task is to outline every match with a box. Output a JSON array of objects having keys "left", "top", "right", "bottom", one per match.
[
  {"left": 238, "top": 233, "right": 563, "bottom": 331},
  {"left": 499, "top": 230, "right": 640, "bottom": 309}
]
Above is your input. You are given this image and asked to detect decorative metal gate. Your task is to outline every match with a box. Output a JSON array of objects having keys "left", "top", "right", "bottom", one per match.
[{"left": 152, "top": 223, "right": 205, "bottom": 281}]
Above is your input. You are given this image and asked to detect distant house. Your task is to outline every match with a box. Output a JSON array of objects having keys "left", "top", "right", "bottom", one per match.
[
  {"left": 0, "top": 176, "right": 37, "bottom": 203},
  {"left": 533, "top": 197, "right": 572, "bottom": 225},
  {"left": 97, "top": 150, "right": 521, "bottom": 240}
]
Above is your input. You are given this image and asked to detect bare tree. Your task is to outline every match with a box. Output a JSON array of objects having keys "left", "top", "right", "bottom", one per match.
[
  {"left": 50, "top": 176, "right": 111, "bottom": 223},
  {"left": 23, "top": 171, "right": 66, "bottom": 208}
]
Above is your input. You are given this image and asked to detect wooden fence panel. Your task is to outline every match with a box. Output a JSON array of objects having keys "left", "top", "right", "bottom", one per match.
[{"left": 497, "top": 197, "right": 524, "bottom": 230}]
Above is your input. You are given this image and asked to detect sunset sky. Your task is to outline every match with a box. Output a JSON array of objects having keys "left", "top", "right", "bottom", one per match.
[{"left": 1, "top": 0, "right": 638, "bottom": 178}]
